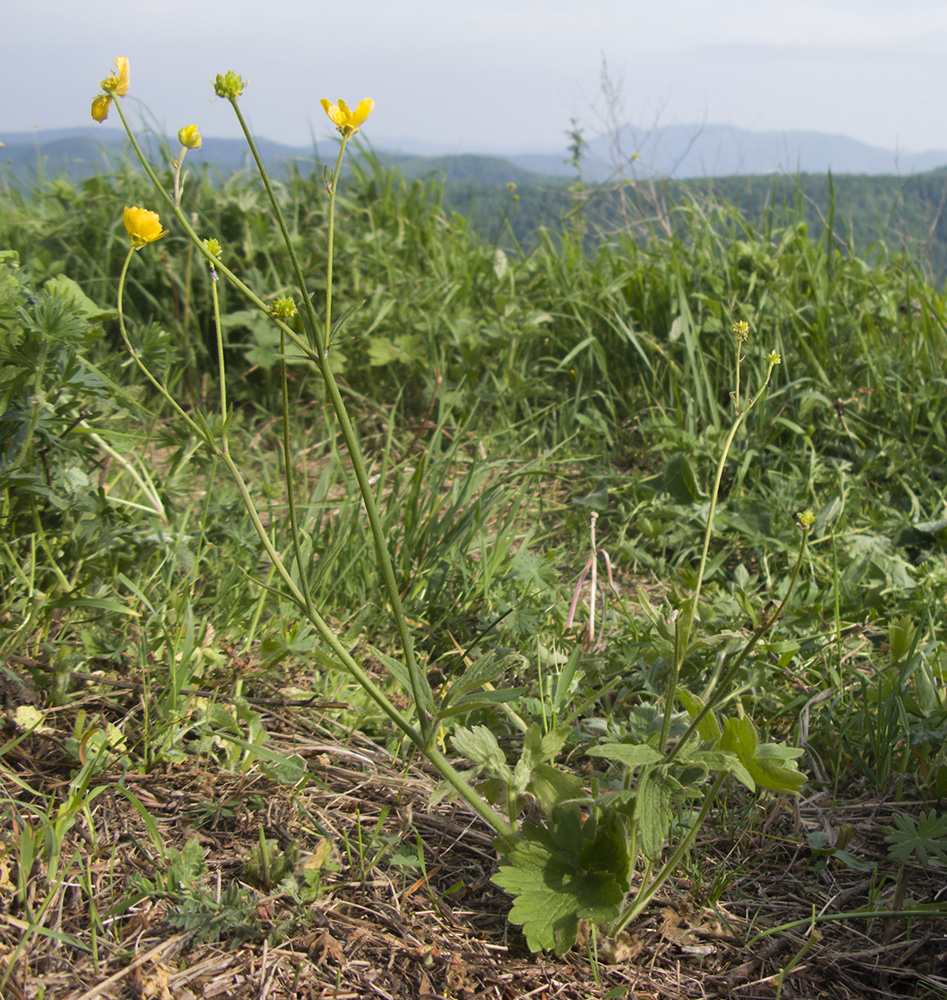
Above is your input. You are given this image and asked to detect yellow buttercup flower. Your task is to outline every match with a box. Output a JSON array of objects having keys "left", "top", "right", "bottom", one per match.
[
  {"left": 320, "top": 98, "right": 374, "bottom": 138},
  {"left": 91, "top": 56, "right": 129, "bottom": 122},
  {"left": 100, "top": 56, "right": 130, "bottom": 97},
  {"left": 123, "top": 206, "right": 168, "bottom": 250}
]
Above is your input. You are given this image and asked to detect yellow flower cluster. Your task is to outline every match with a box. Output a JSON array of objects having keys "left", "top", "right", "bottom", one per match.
[
  {"left": 123, "top": 206, "right": 168, "bottom": 250},
  {"left": 91, "top": 56, "right": 129, "bottom": 123},
  {"left": 320, "top": 98, "right": 374, "bottom": 138}
]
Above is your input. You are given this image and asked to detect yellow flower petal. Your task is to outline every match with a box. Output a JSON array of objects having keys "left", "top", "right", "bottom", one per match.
[
  {"left": 100, "top": 56, "right": 129, "bottom": 97},
  {"left": 350, "top": 99, "right": 374, "bottom": 127},
  {"left": 91, "top": 93, "right": 112, "bottom": 123},
  {"left": 123, "top": 206, "right": 168, "bottom": 250}
]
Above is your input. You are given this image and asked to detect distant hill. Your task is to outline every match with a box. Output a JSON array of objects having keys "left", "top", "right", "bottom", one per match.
[
  {"left": 7, "top": 123, "right": 947, "bottom": 189},
  {"left": 0, "top": 128, "right": 557, "bottom": 189},
  {"left": 581, "top": 124, "right": 947, "bottom": 181}
]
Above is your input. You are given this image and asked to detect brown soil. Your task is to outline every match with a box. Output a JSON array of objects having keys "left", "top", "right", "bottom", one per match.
[{"left": 1, "top": 670, "right": 945, "bottom": 1000}]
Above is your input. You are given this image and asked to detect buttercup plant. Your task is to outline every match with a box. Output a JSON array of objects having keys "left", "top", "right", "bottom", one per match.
[
  {"left": 101, "top": 58, "right": 510, "bottom": 838},
  {"left": 100, "top": 58, "right": 810, "bottom": 953}
]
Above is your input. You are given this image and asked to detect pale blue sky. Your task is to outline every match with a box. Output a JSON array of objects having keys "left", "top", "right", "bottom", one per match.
[{"left": 5, "top": 0, "right": 947, "bottom": 155}]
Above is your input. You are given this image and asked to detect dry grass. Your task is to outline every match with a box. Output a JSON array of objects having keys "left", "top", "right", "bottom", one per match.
[{"left": 1, "top": 665, "right": 945, "bottom": 1000}]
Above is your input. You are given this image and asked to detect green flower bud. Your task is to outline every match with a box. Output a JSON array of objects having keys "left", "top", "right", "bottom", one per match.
[
  {"left": 271, "top": 296, "right": 297, "bottom": 320},
  {"left": 213, "top": 71, "right": 248, "bottom": 100}
]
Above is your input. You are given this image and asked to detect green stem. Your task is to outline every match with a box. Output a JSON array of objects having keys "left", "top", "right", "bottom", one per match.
[
  {"left": 227, "top": 100, "right": 431, "bottom": 742},
  {"left": 111, "top": 95, "right": 507, "bottom": 834},
  {"left": 745, "top": 908, "right": 941, "bottom": 947},
  {"left": 678, "top": 360, "right": 778, "bottom": 656},
  {"left": 613, "top": 770, "right": 727, "bottom": 934},
  {"left": 279, "top": 325, "right": 314, "bottom": 623},
  {"left": 323, "top": 142, "right": 346, "bottom": 353},
  {"left": 667, "top": 521, "right": 810, "bottom": 765},
  {"left": 210, "top": 266, "right": 227, "bottom": 419}
]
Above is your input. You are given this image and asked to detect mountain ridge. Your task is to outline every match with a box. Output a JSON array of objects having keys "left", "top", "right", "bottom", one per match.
[{"left": 4, "top": 123, "right": 947, "bottom": 183}]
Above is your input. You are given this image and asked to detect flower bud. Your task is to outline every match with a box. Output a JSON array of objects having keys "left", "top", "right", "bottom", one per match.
[
  {"left": 271, "top": 296, "right": 298, "bottom": 320},
  {"left": 213, "top": 71, "right": 248, "bottom": 100},
  {"left": 178, "top": 124, "right": 202, "bottom": 149}
]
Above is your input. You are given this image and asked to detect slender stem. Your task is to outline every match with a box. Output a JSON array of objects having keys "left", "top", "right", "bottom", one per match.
[
  {"left": 211, "top": 267, "right": 227, "bottom": 419},
  {"left": 613, "top": 771, "right": 727, "bottom": 934},
  {"left": 658, "top": 611, "right": 683, "bottom": 750},
  {"left": 279, "top": 326, "right": 314, "bottom": 622},
  {"left": 667, "top": 521, "right": 810, "bottom": 765},
  {"left": 111, "top": 94, "right": 508, "bottom": 831},
  {"left": 744, "top": 908, "right": 941, "bottom": 947},
  {"left": 678, "top": 360, "right": 778, "bottom": 656},
  {"left": 227, "top": 100, "right": 431, "bottom": 742},
  {"left": 323, "top": 142, "right": 346, "bottom": 353}
]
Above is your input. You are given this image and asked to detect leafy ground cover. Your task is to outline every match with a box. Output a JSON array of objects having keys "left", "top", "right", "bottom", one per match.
[{"left": 2, "top": 93, "right": 947, "bottom": 997}]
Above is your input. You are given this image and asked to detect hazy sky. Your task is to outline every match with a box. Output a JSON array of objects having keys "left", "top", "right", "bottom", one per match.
[{"left": 5, "top": 0, "right": 947, "bottom": 155}]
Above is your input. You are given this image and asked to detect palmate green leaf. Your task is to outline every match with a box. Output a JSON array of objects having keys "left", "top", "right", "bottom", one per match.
[
  {"left": 494, "top": 809, "right": 628, "bottom": 955},
  {"left": 719, "top": 717, "right": 806, "bottom": 794},
  {"left": 451, "top": 725, "right": 511, "bottom": 784},
  {"left": 512, "top": 724, "right": 571, "bottom": 793},
  {"left": 885, "top": 810, "right": 947, "bottom": 868},
  {"left": 527, "top": 762, "right": 585, "bottom": 818}
]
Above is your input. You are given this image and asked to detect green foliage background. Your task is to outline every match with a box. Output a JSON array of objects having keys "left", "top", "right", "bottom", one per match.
[{"left": 2, "top": 147, "right": 946, "bottom": 950}]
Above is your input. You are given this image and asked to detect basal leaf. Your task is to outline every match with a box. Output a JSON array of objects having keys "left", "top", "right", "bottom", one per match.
[
  {"left": 494, "top": 810, "right": 626, "bottom": 955},
  {"left": 719, "top": 717, "right": 806, "bottom": 794},
  {"left": 513, "top": 725, "right": 572, "bottom": 793},
  {"left": 677, "top": 687, "right": 722, "bottom": 743},
  {"left": 527, "top": 762, "right": 585, "bottom": 818}
]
